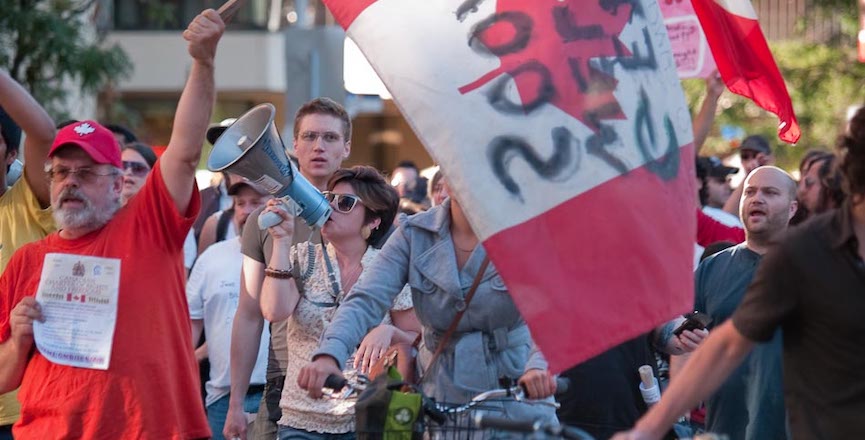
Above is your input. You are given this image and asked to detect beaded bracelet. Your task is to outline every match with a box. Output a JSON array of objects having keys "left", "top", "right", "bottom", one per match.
[{"left": 264, "top": 267, "right": 294, "bottom": 279}]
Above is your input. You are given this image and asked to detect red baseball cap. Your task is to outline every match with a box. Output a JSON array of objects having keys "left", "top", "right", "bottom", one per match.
[{"left": 49, "top": 120, "right": 122, "bottom": 168}]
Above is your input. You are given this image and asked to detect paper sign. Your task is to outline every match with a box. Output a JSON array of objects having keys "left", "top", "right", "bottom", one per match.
[
  {"left": 33, "top": 254, "right": 121, "bottom": 370},
  {"left": 661, "top": 0, "right": 716, "bottom": 78}
]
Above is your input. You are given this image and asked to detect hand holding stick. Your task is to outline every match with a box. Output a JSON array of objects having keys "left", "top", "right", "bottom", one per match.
[{"left": 218, "top": 0, "right": 247, "bottom": 23}]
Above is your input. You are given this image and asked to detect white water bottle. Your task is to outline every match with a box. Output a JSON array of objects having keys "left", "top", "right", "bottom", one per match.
[{"left": 638, "top": 365, "right": 661, "bottom": 406}]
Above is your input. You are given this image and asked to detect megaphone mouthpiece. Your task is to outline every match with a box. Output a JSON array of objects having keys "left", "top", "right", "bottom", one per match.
[{"left": 236, "top": 135, "right": 252, "bottom": 149}]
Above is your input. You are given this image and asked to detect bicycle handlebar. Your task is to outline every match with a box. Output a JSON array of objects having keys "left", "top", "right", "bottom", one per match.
[
  {"left": 324, "top": 374, "right": 347, "bottom": 391},
  {"left": 322, "top": 374, "right": 570, "bottom": 407},
  {"left": 554, "top": 377, "right": 570, "bottom": 396},
  {"left": 473, "top": 413, "right": 596, "bottom": 440},
  {"left": 473, "top": 413, "right": 541, "bottom": 432}
]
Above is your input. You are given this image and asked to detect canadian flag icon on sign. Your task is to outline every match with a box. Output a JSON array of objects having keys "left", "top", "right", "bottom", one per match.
[{"left": 66, "top": 294, "right": 86, "bottom": 303}]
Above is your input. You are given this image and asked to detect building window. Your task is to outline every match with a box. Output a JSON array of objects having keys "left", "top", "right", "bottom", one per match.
[
  {"left": 112, "top": 0, "right": 334, "bottom": 31},
  {"left": 113, "top": 0, "right": 269, "bottom": 30}
]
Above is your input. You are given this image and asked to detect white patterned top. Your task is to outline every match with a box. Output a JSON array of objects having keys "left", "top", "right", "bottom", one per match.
[{"left": 278, "top": 242, "right": 413, "bottom": 433}]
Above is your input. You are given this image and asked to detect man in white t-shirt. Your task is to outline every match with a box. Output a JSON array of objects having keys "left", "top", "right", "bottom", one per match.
[{"left": 188, "top": 179, "right": 271, "bottom": 440}]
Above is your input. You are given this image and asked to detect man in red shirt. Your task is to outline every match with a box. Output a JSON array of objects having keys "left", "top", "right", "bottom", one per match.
[{"left": 0, "top": 9, "right": 224, "bottom": 439}]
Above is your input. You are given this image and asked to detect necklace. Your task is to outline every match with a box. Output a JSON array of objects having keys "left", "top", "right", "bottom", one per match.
[
  {"left": 452, "top": 234, "right": 478, "bottom": 253},
  {"left": 339, "top": 261, "right": 363, "bottom": 292},
  {"left": 454, "top": 244, "right": 476, "bottom": 253}
]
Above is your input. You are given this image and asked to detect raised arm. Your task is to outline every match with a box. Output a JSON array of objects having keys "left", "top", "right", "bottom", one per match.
[
  {"left": 692, "top": 71, "right": 724, "bottom": 155},
  {"left": 722, "top": 182, "right": 744, "bottom": 216},
  {"left": 0, "top": 70, "right": 55, "bottom": 205},
  {"left": 159, "top": 9, "right": 224, "bottom": 214},
  {"left": 257, "top": 201, "right": 303, "bottom": 321}
]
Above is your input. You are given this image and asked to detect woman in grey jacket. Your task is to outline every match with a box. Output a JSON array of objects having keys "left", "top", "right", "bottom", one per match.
[{"left": 298, "top": 180, "right": 559, "bottom": 428}]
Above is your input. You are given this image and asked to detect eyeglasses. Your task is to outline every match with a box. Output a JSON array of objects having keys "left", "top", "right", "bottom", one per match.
[
  {"left": 46, "top": 166, "right": 119, "bottom": 184},
  {"left": 123, "top": 161, "right": 150, "bottom": 176},
  {"left": 299, "top": 131, "right": 343, "bottom": 144},
  {"left": 740, "top": 152, "right": 758, "bottom": 161},
  {"left": 323, "top": 191, "right": 363, "bottom": 213}
]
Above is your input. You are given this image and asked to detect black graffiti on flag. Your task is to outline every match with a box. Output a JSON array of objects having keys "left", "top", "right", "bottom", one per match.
[{"left": 459, "top": 0, "right": 679, "bottom": 200}]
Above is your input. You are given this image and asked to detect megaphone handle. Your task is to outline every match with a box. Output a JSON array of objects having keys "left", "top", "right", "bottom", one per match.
[{"left": 258, "top": 210, "right": 284, "bottom": 230}]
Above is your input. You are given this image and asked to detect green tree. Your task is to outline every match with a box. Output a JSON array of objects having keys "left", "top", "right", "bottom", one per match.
[{"left": 0, "top": 0, "right": 132, "bottom": 119}]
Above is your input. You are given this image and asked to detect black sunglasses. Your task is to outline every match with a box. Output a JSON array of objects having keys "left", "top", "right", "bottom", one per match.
[{"left": 323, "top": 191, "right": 363, "bottom": 213}]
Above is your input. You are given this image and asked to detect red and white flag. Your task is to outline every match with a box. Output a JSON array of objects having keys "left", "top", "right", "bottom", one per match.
[
  {"left": 692, "top": 0, "right": 800, "bottom": 144},
  {"left": 326, "top": 0, "right": 695, "bottom": 372}
]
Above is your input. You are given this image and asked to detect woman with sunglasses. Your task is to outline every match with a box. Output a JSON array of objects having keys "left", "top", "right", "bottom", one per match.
[
  {"left": 258, "top": 165, "right": 420, "bottom": 440},
  {"left": 297, "top": 169, "right": 559, "bottom": 432},
  {"left": 119, "top": 142, "right": 197, "bottom": 276},
  {"left": 119, "top": 142, "right": 156, "bottom": 205}
]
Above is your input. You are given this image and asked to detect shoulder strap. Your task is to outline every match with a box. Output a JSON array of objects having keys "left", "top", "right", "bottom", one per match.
[
  {"left": 215, "top": 208, "right": 234, "bottom": 243},
  {"left": 319, "top": 238, "right": 343, "bottom": 301},
  {"left": 418, "top": 255, "right": 490, "bottom": 384}
]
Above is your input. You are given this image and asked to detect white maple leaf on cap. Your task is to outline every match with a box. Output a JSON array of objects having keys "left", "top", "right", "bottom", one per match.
[{"left": 74, "top": 123, "right": 95, "bottom": 136}]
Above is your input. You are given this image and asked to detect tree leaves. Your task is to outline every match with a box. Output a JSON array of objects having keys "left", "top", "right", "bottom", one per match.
[{"left": 0, "top": 0, "right": 132, "bottom": 119}]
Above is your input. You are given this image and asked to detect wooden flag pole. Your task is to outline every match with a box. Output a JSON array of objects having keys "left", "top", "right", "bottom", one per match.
[{"left": 218, "top": 0, "right": 247, "bottom": 22}]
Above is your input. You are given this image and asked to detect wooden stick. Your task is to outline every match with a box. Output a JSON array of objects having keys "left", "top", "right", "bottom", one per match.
[{"left": 217, "top": 0, "right": 247, "bottom": 23}]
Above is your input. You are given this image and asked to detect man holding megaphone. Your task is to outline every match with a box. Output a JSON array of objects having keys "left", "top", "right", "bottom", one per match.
[{"left": 222, "top": 98, "right": 353, "bottom": 440}]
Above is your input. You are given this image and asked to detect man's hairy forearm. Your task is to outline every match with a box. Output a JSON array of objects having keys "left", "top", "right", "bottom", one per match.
[{"left": 227, "top": 292, "right": 265, "bottom": 408}]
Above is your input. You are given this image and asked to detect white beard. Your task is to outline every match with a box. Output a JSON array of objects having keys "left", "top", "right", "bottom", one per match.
[{"left": 52, "top": 185, "right": 121, "bottom": 232}]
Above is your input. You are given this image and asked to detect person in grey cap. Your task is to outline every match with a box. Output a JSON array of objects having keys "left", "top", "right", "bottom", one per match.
[
  {"left": 722, "top": 135, "right": 775, "bottom": 217},
  {"left": 739, "top": 135, "right": 773, "bottom": 175}
]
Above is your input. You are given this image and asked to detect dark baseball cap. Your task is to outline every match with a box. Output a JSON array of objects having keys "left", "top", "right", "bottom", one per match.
[
  {"left": 206, "top": 118, "right": 237, "bottom": 146},
  {"left": 739, "top": 135, "right": 771, "bottom": 155},
  {"left": 226, "top": 175, "right": 269, "bottom": 196},
  {"left": 696, "top": 156, "right": 738, "bottom": 180}
]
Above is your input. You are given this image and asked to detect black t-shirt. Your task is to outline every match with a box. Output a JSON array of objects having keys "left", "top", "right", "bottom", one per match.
[
  {"left": 556, "top": 334, "right": 654, "bottom": 440},
  {"left": 732, "top": 204, "right": 865, "bottom": 439}
]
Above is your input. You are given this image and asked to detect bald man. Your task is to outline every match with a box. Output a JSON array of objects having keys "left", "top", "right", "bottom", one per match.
[
  {"left": 616, "top": 167, "right": 800, "bottom": 440},
  {"left": 688, "top": 166, "right": 797, "bottom": 440}
]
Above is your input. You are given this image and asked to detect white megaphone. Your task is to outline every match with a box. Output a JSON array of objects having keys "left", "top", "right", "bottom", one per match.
[{"left": 207, "top": 103, "right": 332, "bottom": 230}]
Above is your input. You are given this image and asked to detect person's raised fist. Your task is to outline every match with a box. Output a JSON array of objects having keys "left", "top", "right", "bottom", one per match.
[{"left": 182, "top": 9, "right": 225, "bottom": 63}]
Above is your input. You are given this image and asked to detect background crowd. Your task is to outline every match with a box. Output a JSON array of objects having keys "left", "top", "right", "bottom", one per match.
[{"left": 0, "top": 7, "right": 864, "bottom": 440}]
